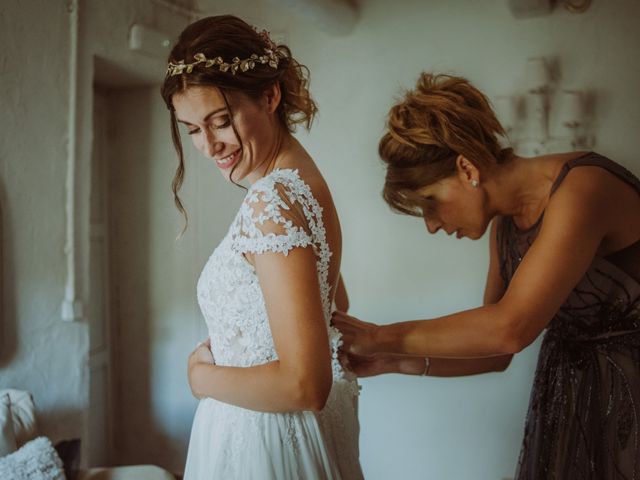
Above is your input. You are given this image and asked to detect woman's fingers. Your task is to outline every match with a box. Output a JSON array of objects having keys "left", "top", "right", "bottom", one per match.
[
  {"left": 333, "top": 314, "right": 364, "bottom": 350},
  {"left": 332, "top": 310, "right": 359, "bottom": 326},
  {"left": 344, "top": 352, "right": 383, "bottom": 377},
  {"left": 337, "top": 350, "right": 352, "bottom": 371},
  {"left": 333, "top": 311, "right": 380, "bottom": 355}
]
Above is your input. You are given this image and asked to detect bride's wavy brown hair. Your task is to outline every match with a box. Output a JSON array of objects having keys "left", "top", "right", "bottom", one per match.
[
  {"left": 379, "top": 73, "right": 513, "bottom": 216},
  {"left": 161, "top": 15, "right": 318, "bottom": 228}
]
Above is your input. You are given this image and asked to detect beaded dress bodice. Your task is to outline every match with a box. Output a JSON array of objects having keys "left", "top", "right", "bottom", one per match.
[{"left": 498, "top": 153, "right": 640, "bottom": 480}]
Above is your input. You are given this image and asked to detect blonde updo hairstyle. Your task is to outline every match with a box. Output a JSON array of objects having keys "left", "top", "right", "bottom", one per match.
[
  {"left": 161, "top": 15, "right": 318, "bottom": 226},
  {"left": 379, "top": 73, "right": 512, "bottom": 216}
]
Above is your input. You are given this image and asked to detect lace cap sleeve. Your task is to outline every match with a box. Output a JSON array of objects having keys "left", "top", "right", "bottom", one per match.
[{"left": 232, "top": 170, "right": 316, "bottom": 256}]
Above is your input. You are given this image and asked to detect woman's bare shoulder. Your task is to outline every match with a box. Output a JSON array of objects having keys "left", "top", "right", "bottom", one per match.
[{"left": 546, "top": 163, "right": 640, "bottom": 253}]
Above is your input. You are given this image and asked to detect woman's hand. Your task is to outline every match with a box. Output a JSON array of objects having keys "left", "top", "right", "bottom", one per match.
[
  {"left": 188, "top": 338, "right": 215, "bottom": 399},
  {"left": 332, "top": 311, "right": 380, "bottom": 356},
  {"left": 341, "top": 352, "right": 395, "bottom": 378}
]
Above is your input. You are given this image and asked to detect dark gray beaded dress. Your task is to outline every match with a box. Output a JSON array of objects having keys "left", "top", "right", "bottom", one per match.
[{"left": 497, "top": 152, "right": 640, "bottom": 480}]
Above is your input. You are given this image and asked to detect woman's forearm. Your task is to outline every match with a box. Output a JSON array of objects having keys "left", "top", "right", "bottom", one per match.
[
  {"left": 383, "top": 354, "right": 512, "bottom": 377},
  {"left": 425, "top": 355, "right": 512, "bottom": 376},
  {"left": 190, "top": 359, "right": 331, "bottom": 413},
  {"left": 375, "top": 303, "right": 519, "bottom": 358}
]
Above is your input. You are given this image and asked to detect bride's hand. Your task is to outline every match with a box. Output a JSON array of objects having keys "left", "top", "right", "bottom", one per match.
[
  {"left": 188, "top": 338, "right": 215, "bottom": 398},
  {"left": 332, "top": 311, "right": 380, "bottom": 356}
]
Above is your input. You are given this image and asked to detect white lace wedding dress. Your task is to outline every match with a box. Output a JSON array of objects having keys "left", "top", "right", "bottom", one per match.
[{"left": 183, "top": 169, "right": 363, "bottom": 480}]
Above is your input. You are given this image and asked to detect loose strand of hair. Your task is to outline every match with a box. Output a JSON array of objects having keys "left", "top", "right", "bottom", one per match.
[
  {"left": 170, "top": 111, "right": 189, "bottom": 236},
  {"left": 220, "top": 90, "right": 248, "bottom": 191}
]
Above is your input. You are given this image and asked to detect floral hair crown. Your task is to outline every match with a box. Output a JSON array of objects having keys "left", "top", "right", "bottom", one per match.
[
  {"left": 166, "top": 29, "right": 280, "bottom": 77},
  {"left": 167, "top": 49, "right": 279, "bottom": 77}
]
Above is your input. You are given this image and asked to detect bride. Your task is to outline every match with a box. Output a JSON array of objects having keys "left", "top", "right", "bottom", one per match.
[{"left": 160, "top": 15, "right": 363, "bottom": 480}]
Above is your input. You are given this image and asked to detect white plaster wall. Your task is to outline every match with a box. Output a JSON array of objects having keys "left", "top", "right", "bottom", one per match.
[
  {"left": 3, "top": 0, "right": 640, "bottom": 478},
  {"left": 79, "top": 0, "right": 198, "bottom": 468},
  {"left": 0, "top": 0, "right": 89, "bottom": 443},
  {"left": 0, "top": 0, "right": 191, "bottom": 463}
]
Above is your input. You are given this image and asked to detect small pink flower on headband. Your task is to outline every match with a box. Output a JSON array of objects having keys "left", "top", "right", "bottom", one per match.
[{"left": 255, "top": 28, "right": 277, "bottom": 50}]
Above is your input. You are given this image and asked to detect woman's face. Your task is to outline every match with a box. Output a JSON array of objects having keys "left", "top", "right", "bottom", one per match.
[
  {"left": 418, "top": 161, "right": 490, "bottom": 240},
  {"left": 172, "top": 85, "right": 279, "bottom": 183}
]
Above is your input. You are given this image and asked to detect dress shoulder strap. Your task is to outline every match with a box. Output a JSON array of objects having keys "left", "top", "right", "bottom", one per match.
[{"left": 550, "top": 152, "right": 640, "bottom": 196}]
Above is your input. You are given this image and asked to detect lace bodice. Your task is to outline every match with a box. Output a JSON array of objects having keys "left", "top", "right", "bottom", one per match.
[{"left": 196, "top": 169, "right": 348, "bottom": 381}]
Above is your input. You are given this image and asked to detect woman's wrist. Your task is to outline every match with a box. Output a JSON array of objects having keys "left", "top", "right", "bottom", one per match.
[
  {"left": 372, "top": 323, "right": 402, "bottom": 355},
  {"left": 381, "top": 355, "right": 403, "bottom": 375},
  {"left": 420, "top": 357, "right": 430, "bottom": 376},
  {"left": 370, "top": 324, "right": 386, "bottom": 355},
  {"left": 396, "top": 356, "right": 430, "bottom": 376}
]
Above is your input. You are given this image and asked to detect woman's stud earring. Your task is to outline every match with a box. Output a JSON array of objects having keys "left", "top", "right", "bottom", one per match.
[{"left": 471, "top": 180, "right": 479, "bottom": 188}]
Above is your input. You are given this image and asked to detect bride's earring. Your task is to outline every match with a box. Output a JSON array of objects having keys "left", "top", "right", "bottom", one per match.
[{"left": 471, "top": 180, "right": 479, "bottom": 188}]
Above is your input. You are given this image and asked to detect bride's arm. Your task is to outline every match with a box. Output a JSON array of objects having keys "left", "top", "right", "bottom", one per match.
[{"left": 188, "top": 246, "right": 333, "bottom": 413}]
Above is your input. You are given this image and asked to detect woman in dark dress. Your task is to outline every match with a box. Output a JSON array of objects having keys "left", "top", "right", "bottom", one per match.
[{"left": 333, "top": 73, "right": 640, "bottom": 479}]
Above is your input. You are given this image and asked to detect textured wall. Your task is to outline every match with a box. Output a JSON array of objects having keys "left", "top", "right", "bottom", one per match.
[
  {"left": 0, "top": 0, "right": 88, "bottom": 443},
  {"left": 2, "top": 0, "right": 640, "bottom": 478},
  {"left": 0, "top": 0, "right": 188, "bottom": 463},
  {"left": 81, "top": 0, "right": 191, "bottom": 468}
]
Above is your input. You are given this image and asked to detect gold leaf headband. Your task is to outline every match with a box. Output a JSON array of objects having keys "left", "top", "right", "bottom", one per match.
[{"left": 166, "top": 50, "right": 279, "bottom": 77}]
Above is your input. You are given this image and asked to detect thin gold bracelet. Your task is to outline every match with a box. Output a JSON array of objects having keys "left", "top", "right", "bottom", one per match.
[{"left": 421, "top": 357, "right": 430, "bottom": 376}]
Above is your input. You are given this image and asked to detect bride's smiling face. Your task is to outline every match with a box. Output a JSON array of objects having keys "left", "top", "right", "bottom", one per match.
[{"left": 172, "top": 85, "right": 280, "bottom": 183}]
